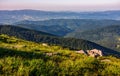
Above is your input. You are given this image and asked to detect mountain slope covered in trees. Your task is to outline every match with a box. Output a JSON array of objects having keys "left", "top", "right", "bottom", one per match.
[
  {"left": 15, "top": 19, "right": 120, "bottom": 36},
  {"left": 66, "top": 25, "right": 120, "bottom": 52},
  {"left": 0, "top": 25, "right": 120, "bottom": 57}
]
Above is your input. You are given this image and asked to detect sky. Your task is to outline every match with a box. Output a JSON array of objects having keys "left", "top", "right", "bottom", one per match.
[{"left": 0, "top": 0, "right": 120, "bottom": 11}]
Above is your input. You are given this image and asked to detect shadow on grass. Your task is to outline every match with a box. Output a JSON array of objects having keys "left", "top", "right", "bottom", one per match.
[{"left": 0, "top": 47, "right": 49, "bottom": 60}]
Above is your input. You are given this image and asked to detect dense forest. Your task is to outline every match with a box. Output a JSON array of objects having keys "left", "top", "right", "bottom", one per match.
[
  {"left": 0, "top": 25, "right": 120, "bottom": 57},
  {"left": 66, "top": 25, "right": 120, "bottom": 52},
  {"left": 0, "top": 34, "right": 120, "bottom": 76}
]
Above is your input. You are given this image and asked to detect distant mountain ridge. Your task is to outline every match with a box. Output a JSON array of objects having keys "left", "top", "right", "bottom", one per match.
[
  {"left": 0, "top": 25, "right": 120, "bottom": 57},
  {"left": 14, "top": 19, "right": 120, "bottom": 36},
  {"left": 0, "top": 10, "right": 120, "bottom": 24}
]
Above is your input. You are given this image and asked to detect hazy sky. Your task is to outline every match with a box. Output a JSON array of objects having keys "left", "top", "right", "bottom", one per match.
[{"left": 0, "top": 0, "right": 120, "bottom": 11}]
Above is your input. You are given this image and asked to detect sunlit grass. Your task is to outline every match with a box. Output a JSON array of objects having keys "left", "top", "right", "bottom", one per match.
[{"left": 0, "top": 34, "right": 120, "bottom": 76}]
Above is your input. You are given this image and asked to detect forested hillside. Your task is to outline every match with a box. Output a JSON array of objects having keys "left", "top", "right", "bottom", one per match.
[
  {"left": 0, "top": 25, "right": 120, "bottom": 57},
  {"left": 0, "top": 34, "right": 120, "bottom": 75},
  {"left": 15, "top": 19, "right": 120, "bottom": 36},
  {"left": 66, "top": 25, "right": 120, "bottom": 52}
]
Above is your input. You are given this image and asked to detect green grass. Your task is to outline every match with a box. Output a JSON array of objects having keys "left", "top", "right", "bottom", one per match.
[{"left": 0, "top": 34, "right": 120, "bottom": 76}]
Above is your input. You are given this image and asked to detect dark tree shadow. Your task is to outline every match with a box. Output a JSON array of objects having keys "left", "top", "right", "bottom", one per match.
[{"left": 0, "top": 47, "right": 49, "bottom": 61}]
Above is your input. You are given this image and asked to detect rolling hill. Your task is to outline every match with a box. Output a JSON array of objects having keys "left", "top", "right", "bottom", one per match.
[
  {"left": 0, "top": 25, "right": 120, "bottom": 57},
  {"left": 0, "top": 34, "right": 120, "bottom": 75}
]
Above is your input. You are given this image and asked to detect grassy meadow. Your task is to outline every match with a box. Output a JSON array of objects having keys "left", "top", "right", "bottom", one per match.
[{"left": 0, "top": 34, "right": 120, "bottom": 76}]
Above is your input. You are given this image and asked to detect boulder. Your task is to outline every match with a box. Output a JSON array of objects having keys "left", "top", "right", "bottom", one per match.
[
  {"left": 76, "top": 49, "right": 103, "bottom": 57},
  {"left": 87, "top": 49, "right": 103, "bottom": 57}
]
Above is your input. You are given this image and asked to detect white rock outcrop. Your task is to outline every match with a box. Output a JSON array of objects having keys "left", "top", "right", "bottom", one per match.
[
  {"left": 76, "top": 49, "right": 103, "bottom": 57},
  {"left": 87, "top": 49, "right": 103, "bottom": 57}
]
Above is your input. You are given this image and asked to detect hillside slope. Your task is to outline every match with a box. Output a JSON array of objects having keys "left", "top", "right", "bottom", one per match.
[
  {"left": 0, "top": 34, "right": 120, "bottom": 75},
  {"left": 0, "top": 25, "right": 120, "bottom": 57},
  {"left": 66, "top": 25, "right": 120, "bottom": 52}
]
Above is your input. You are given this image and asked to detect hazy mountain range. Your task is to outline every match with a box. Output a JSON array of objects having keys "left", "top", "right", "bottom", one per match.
[
  {"left": 0, "top": 10, "right": 120, "bottom": 24},
  {"left": 0, "top": 10, "right": 120, "bottom": 55},
  {"left": 14, "top": 19, "right": 120, "bottom": 36}
]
